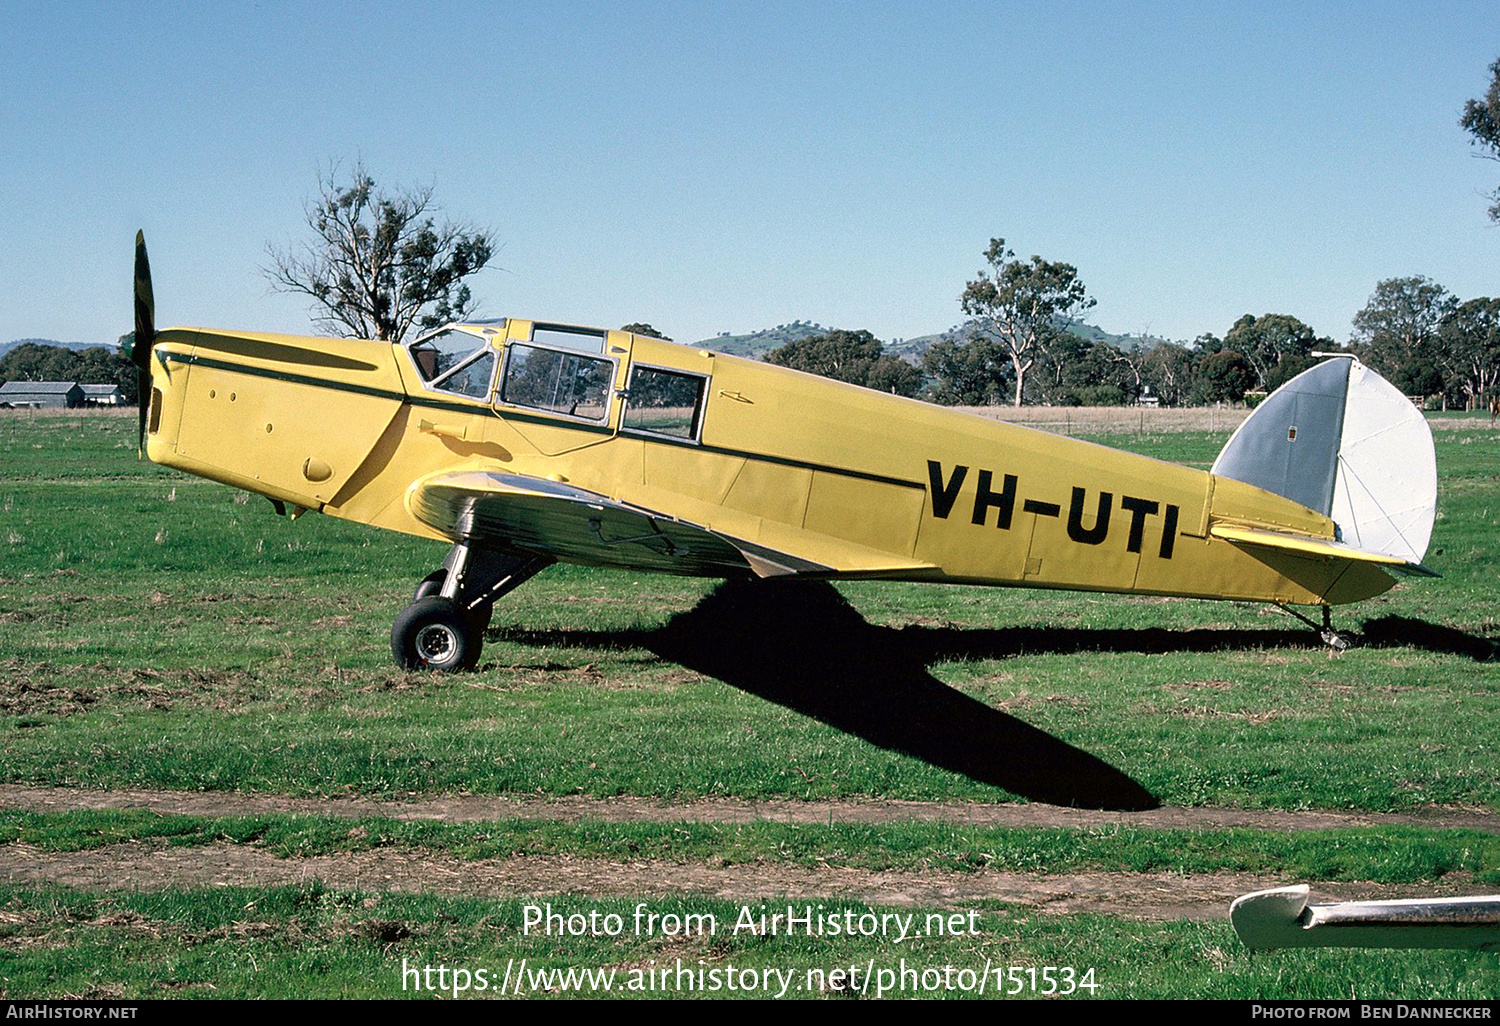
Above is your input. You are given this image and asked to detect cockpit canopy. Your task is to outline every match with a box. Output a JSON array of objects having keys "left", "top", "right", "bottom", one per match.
[
  {"left": 405, "top": 320, "right": 707, "bottom": 440},
  {"left": 406, "top": 321, "right": 616, "bottom": 418}
]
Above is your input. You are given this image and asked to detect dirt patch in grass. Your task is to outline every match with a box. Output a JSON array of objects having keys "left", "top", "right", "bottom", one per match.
[
  {"left": 1, "top": 785, "right": 1498, "bottom": 922},
  {"left": 5, "top": 784, "right": 1496, "bottom": 833},
  {"left": 0, "top": 661, "right": 266, "bottom": 717},
  {"left": 1163, "top": 679, "right": 1235, "bottom": 692},
  {"left": 1, "top": 838, "right": 1473, "bottom": 923}
]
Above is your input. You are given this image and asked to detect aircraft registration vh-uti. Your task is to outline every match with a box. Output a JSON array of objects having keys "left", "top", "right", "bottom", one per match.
[{"left": 128, "top": 234, "right": 1437, "bottom": 671}]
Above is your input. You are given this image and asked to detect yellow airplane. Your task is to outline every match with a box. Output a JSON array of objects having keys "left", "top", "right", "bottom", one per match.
[{"left": 128, "top": 234, "right": 1438, "bottom": 671}]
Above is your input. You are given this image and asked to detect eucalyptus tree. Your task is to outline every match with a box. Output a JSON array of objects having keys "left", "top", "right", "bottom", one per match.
[
  {"left": 958, "top": 238, "right": 1095, "bottom": 406},
  {"left": 764, "top": 329, "right": 922, "bottom": 397},
  {"left": 1438, "top": 297, "right": 1500, "bottom": 410},
  {"left": 1222, "top": 314, "right": 1327, "bottom": 391},
  {"left": 266, "top": 162, "right": 495, "bottom": 343},
  {"left": 1461, "top": 58, "right": 1500, "bottom": 221},
  {"left": 1351, "top": 277, "right": 1456, "bottom": 397}
]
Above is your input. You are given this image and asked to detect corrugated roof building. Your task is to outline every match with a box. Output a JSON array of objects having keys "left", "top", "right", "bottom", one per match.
[
  {"left": 79, "top": 383, "right": 125, "bottom": 405},
  {"left": 0, "top": 381, "right": 85, "bottom": 408}
]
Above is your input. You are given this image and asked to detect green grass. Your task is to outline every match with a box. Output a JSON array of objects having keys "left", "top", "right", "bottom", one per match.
[
  {"left": 0, "top": 885, "right": 1495, "bottom": 1000},
  {"left": 2, "top": 410, "right": 1498, "bottom": 999},
  {"left": 1, "top": 413, "right": 1496, "bottom": 808}
]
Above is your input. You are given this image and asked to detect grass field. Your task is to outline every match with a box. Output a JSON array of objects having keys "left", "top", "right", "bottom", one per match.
[{"left": 0, "top": 407, "right": 1497, "bottom": 999}]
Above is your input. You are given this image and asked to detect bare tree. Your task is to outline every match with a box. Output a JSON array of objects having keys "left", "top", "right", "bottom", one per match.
[
  {"left": 266, "top": 163, "right": 495, "bottom": 342},
  {"left": 1138, "top": 341, "right": 1199, "bottom": 407}
]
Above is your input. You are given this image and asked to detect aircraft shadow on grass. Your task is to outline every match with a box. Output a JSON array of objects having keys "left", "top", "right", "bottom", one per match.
[
  {"left": 1359, "top": 615, "right": 1498, "bottom": 661},
  {"left": 494, "top": 581, "right": 1495, "bottom": 813}
]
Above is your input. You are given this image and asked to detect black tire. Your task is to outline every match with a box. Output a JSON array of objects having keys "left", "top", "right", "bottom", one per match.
[
  {"left": 412, "top": 569, "right": 447, "bottom": 602},
  {"left": 410, "top": 571, "right": 491, "bottom": 640},
  {"left": 468, "top": 601, "right": 493, "bottom": 636},
  {"left": 391, "top": 596, "right": 480, "bottom": 672}
]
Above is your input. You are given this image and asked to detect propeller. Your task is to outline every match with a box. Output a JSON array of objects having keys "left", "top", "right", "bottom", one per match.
[{"left": 126, "top": 231, "right": 156, "bottom": 455}]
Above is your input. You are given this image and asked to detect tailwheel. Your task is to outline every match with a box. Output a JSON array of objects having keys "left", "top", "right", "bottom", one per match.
[
  {"left": 1320, "top": 629, "right": 1352, "bottom": 651},
  {"left": 1318, "top": 607, "right": 1352, "bottom": 651},
  {"left": 391, "top": 596, "right": 481, "bottom": 672},
  {"left": 1275, "top": 603, "right": 1354, "bottom": 651}
]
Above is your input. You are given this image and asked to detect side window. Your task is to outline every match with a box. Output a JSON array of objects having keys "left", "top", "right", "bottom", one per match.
[
  {"left": 531, "top": 325, "right": 606, "bottom": 354},
  {"left": 408, "top": 328, "right": 496, "bottom": 400},
  {"left": 501, "top": 343, "right": 613, "bottom": 420},
  {"left": 622, "top": 365, "right": 707, "bottom": 440},
  {"left": 439, "top": 350, "right": 495, "bottom": 399}
]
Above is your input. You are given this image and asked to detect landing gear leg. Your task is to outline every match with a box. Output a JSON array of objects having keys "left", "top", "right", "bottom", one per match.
[
  {"left": 1275, "top": 603, "right": 1353, "bottom": 651},
  {"left": 391, "top": 545, "right": 552, "bottom": 671}
]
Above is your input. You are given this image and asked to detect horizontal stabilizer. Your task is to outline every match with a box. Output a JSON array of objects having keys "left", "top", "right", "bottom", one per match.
[{"left": 1209, "top": 524, "right": 1439, "bottom": 577}]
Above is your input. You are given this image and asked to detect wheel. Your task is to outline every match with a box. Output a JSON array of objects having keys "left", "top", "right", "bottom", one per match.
[
  {"left": 391, "top": 596, "right": 481, "bottom": 672},
  {"left": 412, "top": 569, "right": 447, "bottom": 602},
  {"left": 1320, "top": 628, "right": 1353, "bottom": 651},
  {"left": 412, "top": 571, "right": 490, "bottom": 635}
]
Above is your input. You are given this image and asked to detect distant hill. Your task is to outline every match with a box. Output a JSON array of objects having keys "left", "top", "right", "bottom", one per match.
[
  {"left": 7, "top": 325, "right": 1167, "bottom": 366},
  {"left": 689, "top": 322, "right": 833, "bottom": 358},
  {"left": 0, "top": 338, "right": 117, "bottom": 360},
  {"left": 694, "top": 320, "right": 1169, "bottom": 365},
  {"left": 1067, "top": 322, "right": 1164, "bottom": 352}
]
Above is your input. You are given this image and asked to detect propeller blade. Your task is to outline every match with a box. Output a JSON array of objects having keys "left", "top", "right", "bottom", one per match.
[
  {"left": 129, "top": 231, "right": 156, "bottom": 455},
  {"left": 130, "top": 231, "right": 156, "bottom": 366}
]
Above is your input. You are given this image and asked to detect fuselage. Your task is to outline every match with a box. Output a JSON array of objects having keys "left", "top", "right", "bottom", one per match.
[{"left": 143, "top": 319, "right": 1396, "bottom": 608}]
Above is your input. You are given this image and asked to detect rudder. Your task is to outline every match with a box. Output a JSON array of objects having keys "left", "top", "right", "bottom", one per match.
[{"left": 1211, "top": 357, "right": 1436, "bottom": 567}]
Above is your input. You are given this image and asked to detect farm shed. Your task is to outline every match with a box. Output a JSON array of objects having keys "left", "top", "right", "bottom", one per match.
[
  {"left": 0, "top": 381, "right": 84, "bottom": 408},
  {"left": 79, "top": 383, "right": 125, "bottom": 405}
]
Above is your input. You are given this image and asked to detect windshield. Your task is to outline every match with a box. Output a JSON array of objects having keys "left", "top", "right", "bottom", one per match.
[{"left": 408, "top": 328, "right": 496, "bottom": 400}]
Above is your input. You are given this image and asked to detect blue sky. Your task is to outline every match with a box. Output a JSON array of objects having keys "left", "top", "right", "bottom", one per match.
[{"left": 3, "top": 0, "right": 1498, "bottom": 347}]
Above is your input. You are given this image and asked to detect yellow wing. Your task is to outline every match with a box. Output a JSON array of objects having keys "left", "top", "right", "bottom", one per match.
[{"left": 405, "top": 470, "right": 840, "bottom": 578}]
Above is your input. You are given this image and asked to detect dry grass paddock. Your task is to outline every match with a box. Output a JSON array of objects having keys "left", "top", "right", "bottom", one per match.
[
  {"left": 4, "top": 399, "right": 1492, "bottom": 436},
  {"left": 947, "top": 403, "right": 1498, "bottom": 435}
]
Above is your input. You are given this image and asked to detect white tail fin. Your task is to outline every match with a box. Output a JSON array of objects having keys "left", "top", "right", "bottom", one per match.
[{"left": 1211, "top": 357, "right": 1436, "bottom": 566}]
